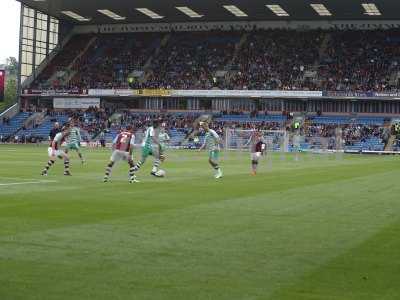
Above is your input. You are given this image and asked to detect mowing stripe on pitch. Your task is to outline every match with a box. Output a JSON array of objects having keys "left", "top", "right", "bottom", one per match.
[{"left": 0, "top": 180, "right": 57, "bottom": 186}]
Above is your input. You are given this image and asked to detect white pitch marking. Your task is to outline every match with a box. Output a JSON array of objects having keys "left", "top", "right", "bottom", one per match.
[
  {"left": 0, "top": 176, "right": 41, "bottom": 180},
  {"left": 0, "top": 180, "right": 57, "bottom": 187}
]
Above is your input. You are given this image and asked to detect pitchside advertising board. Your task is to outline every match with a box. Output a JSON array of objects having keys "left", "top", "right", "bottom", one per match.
[
  {"left": 0, "top": 69, "right": 5, "bottom": 102},
  {"left": 53, "top": 98, "right": 100, "bottom": 109}
]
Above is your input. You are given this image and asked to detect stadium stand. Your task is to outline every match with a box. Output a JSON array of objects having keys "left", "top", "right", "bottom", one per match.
[
  {"left": 228, "top": 29, "right": 322, "bottom": 90},
  {"left": 69, "top": 33, "right": 163, "bottom": 89},
  {"left": 144, "top": 31, "right": 241, "bottom": 90},
  {"left": 319, "top": 30, "right": 400, "bottom": 92},
  {"left": 7, "top": 15, "right": 400, "bottom": 152},
  {"left": 18, "top": 112, "right": 69, "bottom": 139},
  {"left": 28, "top": 29, "right": 400, "bottom": 92},
  {"left": 34, "top": 35, "right": 95, "bottom": 88},
  {"left": 0, "top": 112, "right": 32, "bottom": 137},
  {"left": 309, "top": 116, "right": 386, "bottom": 125},
  {"left": 1, "top": 107, "right": 394, "bottom": 153}
]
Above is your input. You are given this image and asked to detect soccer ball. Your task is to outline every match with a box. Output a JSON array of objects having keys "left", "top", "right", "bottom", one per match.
[{"left": 155, "top": 169, "right": 166, "bottom": 177}]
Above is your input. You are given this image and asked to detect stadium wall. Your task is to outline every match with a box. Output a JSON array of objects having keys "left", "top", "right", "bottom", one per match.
[
  {"left": 19, "top": 96, "right": 400, "bottom": 116},
  {"left": 74, "top": 20, "right": 400, "bottom": 34},
  {"left": 17, "top": 4, "right": 75, "bottom": 94}
]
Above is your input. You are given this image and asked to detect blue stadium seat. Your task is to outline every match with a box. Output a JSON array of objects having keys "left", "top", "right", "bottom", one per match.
[{"left": 0, "top": 112, "right": 32, "bottom": 137}]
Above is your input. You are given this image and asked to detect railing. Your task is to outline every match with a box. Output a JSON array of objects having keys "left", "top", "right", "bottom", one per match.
[
  {"left": 45, "top": 36, "right": 98, "bottom": 87},
  {"left": 0, "top": 103, "right": 19, "bottom": 120},
  {"left": 23, "top": 112, "right": 46, "bottom": 129}
]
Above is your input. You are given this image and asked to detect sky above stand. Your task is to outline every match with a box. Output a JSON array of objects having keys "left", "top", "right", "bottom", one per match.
[{"left": 0, "top": 0, "right": 20, "bottom": 64}]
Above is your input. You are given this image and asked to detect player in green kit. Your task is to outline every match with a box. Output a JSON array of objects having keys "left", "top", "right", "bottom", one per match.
[
  {"left": 65, "top": 120, "right": 85, "bottom": 164},
  {"left": 198, "top": 121, "right": 223, "bottom": 179},
  {"left": 131, "top": 119, "right": 164, "bottom": 177}
]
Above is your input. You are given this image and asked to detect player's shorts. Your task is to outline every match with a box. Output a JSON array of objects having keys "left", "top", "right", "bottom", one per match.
[
  {"left": 142, "top": 144, "right": 160, "bottom": 159},
  {"left": 110, "top": 150, "right": 132, "bottom": 162},
  {"left": 159, "top": 144, "right": 166, "bottom": 155},
  {"left": 66, "top": 142, "right": 80, "bottom": 151},
  {"left": 48, "top": 147, "right": 66, "bottom": 158},
  {"left": 251, "top": 152, "right": 262, "bottom": 161},
  {"left": 209, "top": 150, "right": 220, "bottom": 162},
  {"left": 293, "top": 145, "right": 302, "bottom": 152}
]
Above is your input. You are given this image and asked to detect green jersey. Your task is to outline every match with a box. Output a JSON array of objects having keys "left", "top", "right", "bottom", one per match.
[
  {"left": 69, "top": 127, "right": 81, "bottom": 145},
  {"left": 142, "top": 126, "right": 159, "bottom": 148},
  {"left": 159, "top": 131, "right": 170, "bottom": 148},
  {"left": 141, "top": 126, "right": 161, "bottom": 159},
  {"left": 203, "top": 129, "right": 220, "bottom": 151}
]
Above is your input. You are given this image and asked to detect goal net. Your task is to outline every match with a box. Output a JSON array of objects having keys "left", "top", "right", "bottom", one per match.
[
  {"left": 225, "top": 128, "right": 345, "bottom": 154},
  {"left": 225, "top": 129, "right": 289, "bottom": 152}
]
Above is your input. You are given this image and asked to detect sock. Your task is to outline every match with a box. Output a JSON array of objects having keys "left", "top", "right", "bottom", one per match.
[
  {"left": 132, "top": 161, "right": 142, "bottom": 172},
  {"left": 252, "top": 160, "right": 258, "bottom": 172},
  {"left": 104, "top": 163, "right": 113, "bottom": 180},
  {"left": 152, "top": 159, "right": 160, "bottom": 173},
  {"left": 64, "top": 160, "right": 70, "bottom": 173},
  {"left": 129, "top": 163, "right": 135, "bottom": 180},
  {"left": 43, "top": 160, "right": 55, "bottom": 173}
]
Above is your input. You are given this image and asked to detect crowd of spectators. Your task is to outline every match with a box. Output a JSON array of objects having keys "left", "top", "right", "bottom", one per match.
[
  {"left": 319, "top": 30, "right": 400, "bottom": 92},
  {"left": 304, "top": 123, "right": 388, "bottom": 150},
  {"left": 2, "top": 106, "right": 397, "bottom": 151},
  {"left": 30, "top": 29, "right": 400, "bottom": 92},
  {"left": 342, "top": 124, "right": 386, "bottom": 146},
  {"left": 1, "top": 117, "right": 11, "bottom": 125},
  {"left": 69, "top": 33, "right": 162, "bottom": 89},
  {"left": 34, "top": 35, "right": 93, "bottom": 89},
  {"left": 141, "top": 31, "right": 240, "bottom": 89},
  {"left": 228, "top": 29, "right": 323, "bottom": 90}
]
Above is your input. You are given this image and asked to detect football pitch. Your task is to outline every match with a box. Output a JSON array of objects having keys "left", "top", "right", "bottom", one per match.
[{"left": 0, "top": 145, "right": 399, "bottom": 300}]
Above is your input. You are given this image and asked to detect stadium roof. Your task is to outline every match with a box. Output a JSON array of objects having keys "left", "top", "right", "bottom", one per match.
[{"left": 18, "top": 0, "right": 400, "bottom": 25}]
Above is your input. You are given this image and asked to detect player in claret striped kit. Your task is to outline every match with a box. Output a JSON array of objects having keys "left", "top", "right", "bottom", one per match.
[
  {"left": 246, "top": 130, "right": 266, "bottom": 176},
  {"left": 41, "top": 124, "right": 71, "bottom": 176},
  {"left": 103, "top": 125, "right": 139, "bottom": 184}
]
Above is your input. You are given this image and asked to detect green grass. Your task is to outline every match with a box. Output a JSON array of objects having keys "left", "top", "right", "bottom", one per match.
[{"left": 0, "top": 145, "right": 399, "bottom": 300}]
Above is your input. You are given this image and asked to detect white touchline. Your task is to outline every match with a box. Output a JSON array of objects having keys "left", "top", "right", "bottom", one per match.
[
  {"left": 0, "top": 176, "right": 40, "bottom": 180},
  {"left": 0, "top": 180, "right": 57, "bottom": 187}
]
